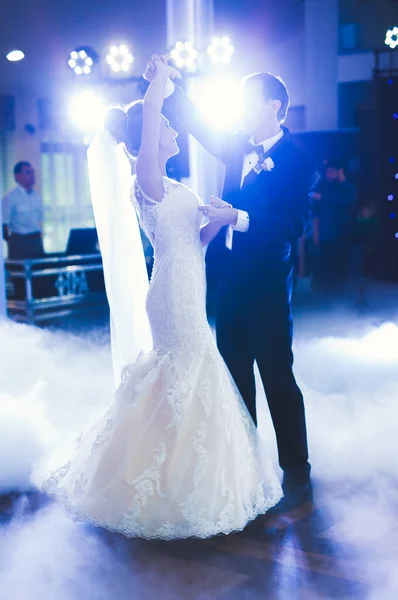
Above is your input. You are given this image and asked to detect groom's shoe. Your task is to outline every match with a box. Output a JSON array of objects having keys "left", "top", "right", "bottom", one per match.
[
  {"left": 269, "top": 481, "right": 313, "bottom": 515},
  {"left": 282, "top": 471, "right": 311, "bottom": 492},
  {"left": 268, "top": 467, "right": 313, "bottom": 515}
]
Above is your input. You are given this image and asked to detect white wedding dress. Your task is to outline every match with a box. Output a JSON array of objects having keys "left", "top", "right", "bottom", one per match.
[{"left": 44, "top": 176, "right": 282, "bottom": 539}]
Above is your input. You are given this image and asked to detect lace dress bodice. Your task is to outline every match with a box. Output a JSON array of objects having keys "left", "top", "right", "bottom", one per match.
[{"left": 131, "top": 176, "right": 208, "bottom": 355}]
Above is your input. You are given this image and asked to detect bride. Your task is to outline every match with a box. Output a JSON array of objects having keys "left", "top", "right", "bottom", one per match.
[{"left": 43, "top": 58, "right": 282, "bottom": 539}]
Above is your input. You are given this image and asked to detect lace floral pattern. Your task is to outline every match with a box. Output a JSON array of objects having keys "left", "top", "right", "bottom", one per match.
[
  {"left": 131, "top": 177, "right": 179, "bottom": 245},
  {"left": 43, "top": 176, "right": 282, "bottom": 540}
]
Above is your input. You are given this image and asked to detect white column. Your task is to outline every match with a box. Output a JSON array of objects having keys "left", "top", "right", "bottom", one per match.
[
  {"left": 305, "top": 0, "right": 339, "bottom": 130},
  {"left": 166, "top": 0, "right": 225, "bottom": 202},
  {"left": 166, "top": 0, "right": 214, "bottom": 63}
]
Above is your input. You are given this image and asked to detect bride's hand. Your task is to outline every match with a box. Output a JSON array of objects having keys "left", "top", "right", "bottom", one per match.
[
  {"left": 154, "top": 59, "right": 182, "bottom": 80},
  {"left": 198, "top": 204, "right": 238, "bottom": 227},
  {"left": 144, "top": 54, "right": 181, "bottom": 82},
  {"left": 210, "top": 195, "right": 232, "bottom": 209}
]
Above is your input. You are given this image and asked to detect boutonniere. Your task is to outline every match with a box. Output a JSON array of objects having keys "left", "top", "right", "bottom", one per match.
[{"left": 253, "top": 155, "right": 274, "bottom": 175}]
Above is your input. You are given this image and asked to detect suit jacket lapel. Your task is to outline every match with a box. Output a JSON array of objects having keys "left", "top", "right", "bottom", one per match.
[
  {"left": 241, "top": 128, "right": 290, "bottom": 190},
  {"left": 241, "top": 167, "right": 258, "bottom": 189},
  {"left": 225, "top": 127, "right": 291, "bottom": 195}
]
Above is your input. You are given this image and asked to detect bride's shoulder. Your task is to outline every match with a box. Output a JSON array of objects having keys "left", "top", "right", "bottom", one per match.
[
  {"left": 131, "top": 174, "right": 160, "bottom": 206},
  {"left": 132, "top": 175, "right": 182, "bottom": 206},
  {"left": 166, "top": 178, "right": 201, "bottom": 203},
  {"left": 164, "top": 176, "right": 181, "bottom": 191}
]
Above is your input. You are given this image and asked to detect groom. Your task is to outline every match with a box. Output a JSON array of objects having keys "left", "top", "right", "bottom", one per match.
[{"left": 145, "top": 60, "right": 315, "bottom": 504}]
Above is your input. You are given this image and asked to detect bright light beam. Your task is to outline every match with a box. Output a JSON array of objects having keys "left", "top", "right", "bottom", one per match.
[
  {"left": 6, "top": 50, "right": 25, "bottom": 62},
  {"left": 385, "top": 27, "right": 398, "bottom": 49},
  {"left": 105, "top": 44, "right": 134, "bottom": 74},
  {"left": 170, "top": 41, "right": 198, "bottom": 70},
  {"left": 68, "top": 47, "right": 97, "bottom": 76},
  {"left": 207, "top": 37, "right": 234, "bottom": 65},
  {"left": 69, "top": 92, "right": 106, "bottom": 133},
  {"left": 192, "top": 76, "right": 242, "bottom": 131}
]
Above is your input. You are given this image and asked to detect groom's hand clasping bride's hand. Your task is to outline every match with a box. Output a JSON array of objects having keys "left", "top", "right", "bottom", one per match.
[
  {"left": 210, "top": 195, "right": 232, "bottom": 209},
  {"left": 144, "top": 54, "right": 180, "bottom": 82},
  {"left": 198, "top": 198, "right": 238, "bottom": 227}
]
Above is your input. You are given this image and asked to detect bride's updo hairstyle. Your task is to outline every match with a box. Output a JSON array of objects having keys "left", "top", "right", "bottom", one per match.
[{"left": 104, "top": 101, "right": 144, "bottom": 158}]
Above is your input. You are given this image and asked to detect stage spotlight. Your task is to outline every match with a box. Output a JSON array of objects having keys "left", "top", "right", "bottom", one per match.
[
  {"left": 69, "top": 92, "right": 106, "bottom": 132},
  {"left": 207, "top": 37, "right": 234, "bottom": 65},
  {"left": 170, "top": 41, "right": 198, "bottom": 70},
  {"left": 6, "top": 50, "right": 25, "bottom": 62},
  {"left": 105, "top": 44, "right": 134, "bottom": 74},
  {"left": 193, "top": 76, "right": 242, "bottom": 131},
  {"left": 385, "top": 27, "right": 398, "bottom": 49},
  {"left": 68, "top": 46, "right": 98, "bottom": 76}
]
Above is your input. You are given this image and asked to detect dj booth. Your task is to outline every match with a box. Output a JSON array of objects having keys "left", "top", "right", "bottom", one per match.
[{"left": 5, "top": 228, "right": 108, "bottom": 324}]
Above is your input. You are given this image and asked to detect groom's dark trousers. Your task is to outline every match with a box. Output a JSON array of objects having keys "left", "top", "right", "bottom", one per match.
[{"left": 165, "top": 85, "right": 316, "bottom": 484}]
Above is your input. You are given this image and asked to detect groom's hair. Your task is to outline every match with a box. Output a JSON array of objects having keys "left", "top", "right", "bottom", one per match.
[{"left": 243, "top": 73, "right": 290, "bottom": 123}]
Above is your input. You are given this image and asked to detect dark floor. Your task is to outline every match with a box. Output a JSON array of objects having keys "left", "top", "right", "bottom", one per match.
[{"left": 0, "top": 479, "right": 395, "bottom": 600}]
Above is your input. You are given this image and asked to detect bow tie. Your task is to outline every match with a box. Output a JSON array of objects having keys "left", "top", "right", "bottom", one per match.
[{"left": 245, "top": 143, "right": 264, "bottom": 156}]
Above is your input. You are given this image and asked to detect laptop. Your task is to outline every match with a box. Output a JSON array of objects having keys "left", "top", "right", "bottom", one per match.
[{"left": 65, "top": 228, "right": 98, "bottom": 256}]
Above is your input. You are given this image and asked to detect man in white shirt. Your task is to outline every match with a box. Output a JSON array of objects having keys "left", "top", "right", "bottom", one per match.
[
  {"left": 2, "top": 162, "right": 44, "bottom": 259},
  {"left": 145, "top": 60, "right": 316, "bottom": 509}
]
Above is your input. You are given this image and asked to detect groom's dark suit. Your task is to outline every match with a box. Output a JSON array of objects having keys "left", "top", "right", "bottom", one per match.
[{"left": 165, "top": 85, "right": 316, "bottom": 485}]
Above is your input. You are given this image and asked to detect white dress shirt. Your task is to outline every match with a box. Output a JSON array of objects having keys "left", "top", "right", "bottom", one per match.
[
  {"left": 2, "top": 184, "right": 43, "bottom": 234},
  {"left": 226, "top": 129, "right": 284, "bottom": 249},
  {"left": 241, "top": 130, "right": 284, "bottom": 186}
]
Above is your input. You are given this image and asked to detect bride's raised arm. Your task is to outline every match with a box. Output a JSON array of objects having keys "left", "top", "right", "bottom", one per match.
[
  {"left": 144, "top": 55, "right": 238, "bottom": 164},
  {"left": 136, "top": 60, "right": 181, "bottom": 202}
]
